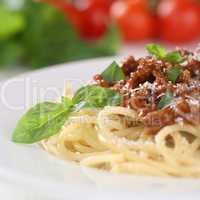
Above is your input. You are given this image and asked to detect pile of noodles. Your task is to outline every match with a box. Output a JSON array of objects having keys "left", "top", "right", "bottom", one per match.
[{"left": 41, "top": 87, "right": 200, "bottom": 177}]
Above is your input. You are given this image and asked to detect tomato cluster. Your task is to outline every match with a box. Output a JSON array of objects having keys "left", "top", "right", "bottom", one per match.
[{"left": 43, "top": 0, "right": 200, "bottom": 43}]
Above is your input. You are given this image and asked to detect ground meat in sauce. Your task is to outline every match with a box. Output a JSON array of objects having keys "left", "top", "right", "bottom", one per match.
[{"left": 93, "top": 49, "right": 200, "bottom": 134}]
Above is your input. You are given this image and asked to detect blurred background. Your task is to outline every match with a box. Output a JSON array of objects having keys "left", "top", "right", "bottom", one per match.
[{"left": 1, "top": 0, "right": 200, "bottom": 80}]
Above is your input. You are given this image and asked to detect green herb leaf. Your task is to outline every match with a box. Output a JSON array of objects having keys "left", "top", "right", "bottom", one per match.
[
  {"left": 0, "top": 39, "right": 23, "bottom": 66},
  {"left": 165, "top": 51, "right": 183, "bottom": 64},
  {"left": 12, "top": 102, "right": 71, "bottom": 144},
  {"left": 146, "top": 43, "right": 167, "bottom": 59},
  {"left": 166, "top": 66, "right": 182, "bottom": 83},
  {"left": 61, "top": 96, "right": 74, "bottom": 109},
  {"left": 101, "top": 61, "right": 125, "bottom": 82},
  {"left": 0, "top": 2, "right": 120, "bottom": 68},
  {"left": 0, "top": 6, "right": 25, "bottom": 40},
  {"left": 157, "top": 92, "right": 174, "bottom": 109},
  {"left": 73, "top": 85, "right": 122, "bottom": 109},
  {"left": 12, "top": 85, "right": 122, "bottom": 144},
  {"left": 146, "top": 44, "right": 183, "bottom": 64}
]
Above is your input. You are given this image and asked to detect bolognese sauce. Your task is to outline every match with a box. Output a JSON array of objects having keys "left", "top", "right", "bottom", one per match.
[{"left": 93, "top": 48, "right": 200, "bottom": 132}]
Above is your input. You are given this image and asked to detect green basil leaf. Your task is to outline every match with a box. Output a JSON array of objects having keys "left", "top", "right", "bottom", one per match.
[
  {"left": 0, "top": 6, "right": 25, "bottom": 40},
  {"left": 167, "top": 66, "right": 182, "bottom": 84},
  {"left": 157, "top": 92, "right": 174, "bottom": 109},
  {"left": 146, "top": 44, "right": 167, "bottom": 59},
  {"left": 61, "top": 96, "right": 74, "bottom": 109},
  {"left": 165, "top": 51, "right": 183, "bottom": 64},
  {"left": 73, "top": 85, "right": 122, "bottom": 109},
  {"left": 101, "top": 61, "right": 125, "bottom": 82},
  {"left": 146, "top": 44, "right": 183, "bottom": 64},
  {"left": 12, "top": 102, "right": 71, "bottom": 144}
]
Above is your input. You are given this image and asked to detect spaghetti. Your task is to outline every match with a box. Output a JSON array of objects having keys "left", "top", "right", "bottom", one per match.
[
  {"left": 13, "top": 44, "right": 200, "bottom": 177},
  {"left": 41, "top": 106, "right": 200, "bottom": 177}
]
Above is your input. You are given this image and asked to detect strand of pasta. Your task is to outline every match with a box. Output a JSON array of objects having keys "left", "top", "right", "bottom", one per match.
[{"left": 41, "top": 106, "right": 200, "bottom": 177}]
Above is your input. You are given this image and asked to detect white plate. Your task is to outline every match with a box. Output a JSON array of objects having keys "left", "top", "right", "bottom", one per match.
[{"left": 0, "top": 57, "right": 200, "bottom": 200}]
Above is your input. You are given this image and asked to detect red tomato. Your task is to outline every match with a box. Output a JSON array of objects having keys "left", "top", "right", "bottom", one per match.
[
  {"left": 111, "top": 0, "right": 157, "bottom": 42},
  {"left": 78, "top": 0, "right": 114, "bottom": 39},
  {"left": 158, "top": 0, "right": 200, "bottom": 43},
  {"left": 41, "top": 0, "right": 114, "bottom": 39}
]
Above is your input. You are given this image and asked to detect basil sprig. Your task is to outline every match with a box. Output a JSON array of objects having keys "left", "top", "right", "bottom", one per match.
[
  {"left": 61, "top": 96, "right": 74, "bottom": 109},
  {"left": 146, "top": 44, "right": 167, "bottom": 59},
  {"left": 12, "top": 101, "right": 73, "bottom": 144},
  {"left": 166, "top": 66, "right": 182, "bottom": 84},
  {"left": 157, "top": 92, "right": 174, "bottom": 109},
  {"left": 73, "top": 85, "right": 122, "bottom": 110},
  {"left": 12, "top": 86, "right": 122, "bottom": 144},
  {"left": 101, "top": 61, "right": 125, "bottom": 82},
  {"left": 146, "top": 44, "right": 183, "bottom": 64},
  {"left": 165, "top": 51, "right": 183, "bottom": 64}
]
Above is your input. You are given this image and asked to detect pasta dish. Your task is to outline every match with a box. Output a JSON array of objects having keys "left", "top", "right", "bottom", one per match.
[{"left": 12, "top": 44, "right": 200, "bottom": 177}]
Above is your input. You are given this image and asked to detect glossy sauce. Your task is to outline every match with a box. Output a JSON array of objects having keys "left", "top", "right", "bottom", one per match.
[{"left": 93, "top": 49, "right": 200, "bottom": 133}]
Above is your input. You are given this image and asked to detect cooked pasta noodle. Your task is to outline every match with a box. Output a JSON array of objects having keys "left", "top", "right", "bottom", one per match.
[{"left": 41, "top": 106, "right": 200, "bottom": 177}]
